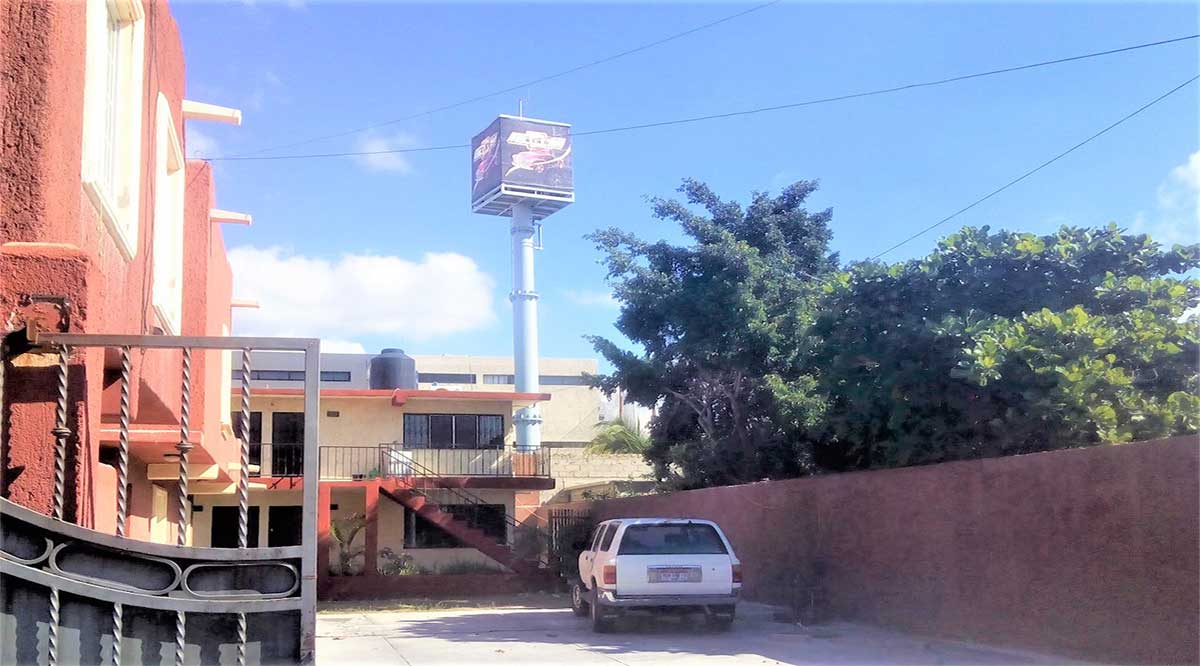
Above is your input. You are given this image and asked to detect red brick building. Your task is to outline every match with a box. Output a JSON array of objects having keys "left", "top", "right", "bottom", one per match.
[{"left": 2, "top": 0, "right": 246, "bottom": 542}]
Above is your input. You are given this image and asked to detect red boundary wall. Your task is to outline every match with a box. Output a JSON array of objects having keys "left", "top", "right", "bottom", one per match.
[{"left": 579, "top": 437, "right": 1199, "bottom": 665}]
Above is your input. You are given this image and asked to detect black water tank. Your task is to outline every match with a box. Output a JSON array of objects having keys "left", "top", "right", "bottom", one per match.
[{"left": 369, "top": 348, "right": 417, "bottom": 390}]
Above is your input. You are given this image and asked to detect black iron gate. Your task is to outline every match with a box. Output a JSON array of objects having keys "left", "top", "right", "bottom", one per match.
[{"left": 0, "top": 333, "right": 321, "bottom": 665}]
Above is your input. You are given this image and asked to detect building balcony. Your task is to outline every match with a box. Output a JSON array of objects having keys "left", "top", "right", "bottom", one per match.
[{"left": 248, "top": 444, "right": 552, "bottom": 487}]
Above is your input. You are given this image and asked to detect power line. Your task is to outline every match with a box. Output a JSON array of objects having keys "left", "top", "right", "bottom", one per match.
[
  {"left": 206, "top": 33, "right": 1198, "bottom": 162},
  {"left": 223, "top": 0, "right": 782, "bottom": 158},
  {"left": 871, "top": 74, "right": 1199, "bottom": 260}
]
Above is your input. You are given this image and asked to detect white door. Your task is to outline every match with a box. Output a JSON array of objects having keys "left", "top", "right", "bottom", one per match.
[{"left": 578, "top": 523, "right": 606, "bottom": 586}]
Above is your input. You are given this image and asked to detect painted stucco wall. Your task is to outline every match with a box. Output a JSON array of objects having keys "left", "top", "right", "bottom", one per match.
[
  {"left": 581, "top": 437, "right": 1199, "bottom": 665},
  {"left": 411, "top": 355, "right": 602, "bottom": 445},
  {"left": 1, "top": 0, "right": 237, "bottom": 540},
  {"left": 191, "top": 485, "right": 516, "bottom": 573},
  {"left": 540, "top": 450, "right": 653, "bottom": 504},
  {"left": 188, "top": 489, "right": 304, "bottom": 549},
  {"left": 237, "top": 395, "right": 515, "bottom": 448}
]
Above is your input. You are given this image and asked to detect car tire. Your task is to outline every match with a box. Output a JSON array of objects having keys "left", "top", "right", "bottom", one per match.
[
  {"left": 571, "top": 581, "right": 590, "bottom": 617},
  {"left": 590, "top": 585, "right": 616, "bottom": 633},
  {"left": 706, "top": 605, "right": 735, "bottom": 631}
]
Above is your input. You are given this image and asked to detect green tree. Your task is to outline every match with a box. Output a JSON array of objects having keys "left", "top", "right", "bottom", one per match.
[
  {"left": 587, "top": 179, "right": 835, "bottom": 487},
  {"left": 806, "top": 225, "right": 1199, "bottom": 471},
  {"left": 586, "top": 420, "right": 652, "bottom": 454}
]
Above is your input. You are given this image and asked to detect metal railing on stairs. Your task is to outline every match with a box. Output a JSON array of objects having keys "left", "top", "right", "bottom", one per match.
[{"left": 392, "top": 455, "right": 552, "bottom": 570}]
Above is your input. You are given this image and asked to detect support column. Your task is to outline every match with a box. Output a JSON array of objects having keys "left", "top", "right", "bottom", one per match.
[
  {"left": 510, "top": 201, "right": 542, "bottom": 451},
  {"left": 364, "top": 481, "right": 380, "bottom": 577}
]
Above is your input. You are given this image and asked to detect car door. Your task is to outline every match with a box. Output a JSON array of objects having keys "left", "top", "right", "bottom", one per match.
[{"left": 578, "top": 523, "right": 607, "bottom": 588}]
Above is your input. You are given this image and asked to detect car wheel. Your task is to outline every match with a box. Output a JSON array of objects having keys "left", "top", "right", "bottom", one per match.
[
  {"left": 706, "top": 605, "right": 735, "bottom": 631},
  {"left": 590, "top": 585, "right": 616, "bottom": 633},
  {"left": 571, "top": 581, "right": 590, "bottom": 617}
]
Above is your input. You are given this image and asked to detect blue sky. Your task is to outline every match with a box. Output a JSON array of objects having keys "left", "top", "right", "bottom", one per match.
[{"left": 175, "top": 1, "right": 1199, "bottom": 362}]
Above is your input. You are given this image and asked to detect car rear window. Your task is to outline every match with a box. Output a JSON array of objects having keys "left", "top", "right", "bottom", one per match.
[{"left": 617, "top": 524, "right": 728, "bottom": 555}]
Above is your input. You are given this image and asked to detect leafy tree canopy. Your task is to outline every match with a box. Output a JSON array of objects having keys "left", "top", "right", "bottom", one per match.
[
  {"left": 806, "top": 224, "right": 1199, "bottom": 471},
  {"left": 591, "top": 180, "right": 1199, "bottom": 488},
  {"left": 586, "top": 179, "right": 836, "bottom": 487}
]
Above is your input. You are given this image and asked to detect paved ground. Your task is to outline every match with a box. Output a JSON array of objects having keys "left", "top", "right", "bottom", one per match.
[{"left": 317, "top": 600, "right": 1090, "bottom": 665}]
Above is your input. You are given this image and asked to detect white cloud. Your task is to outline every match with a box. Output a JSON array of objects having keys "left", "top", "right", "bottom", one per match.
[
  {"left": 185, "top": 125, "right": 220, "bottom": 159},
  {"left": 1132, "top": 151, "right": 1200, "bottom": 245},
  {"left": 563, "top": 289, "right": 619, "bottom": 309},
  {"left": 320, "top": 339, "right": 367, "bottom": 354},
  {"left": 228, "top": 246, "right": 496, "bottom": 343},
  {"left": 355, "top": 133, "right": 416, "bottom": 173}
]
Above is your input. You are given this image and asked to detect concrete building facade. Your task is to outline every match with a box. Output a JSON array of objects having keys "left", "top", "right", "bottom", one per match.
[
  {"left": 1, "top": 0, "right": 248, "bottom": 543},
  {"left": 209, "top": 350, "right": 651, "bottom": 593}
]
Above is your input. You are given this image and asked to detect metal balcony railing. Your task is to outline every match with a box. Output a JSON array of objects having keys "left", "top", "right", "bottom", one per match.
[
  {"left": 249, "top": 443, "right": 306, "bottom": 477},
  {"left": 318, "top": 445, "right": 551, "bottom": 480}
]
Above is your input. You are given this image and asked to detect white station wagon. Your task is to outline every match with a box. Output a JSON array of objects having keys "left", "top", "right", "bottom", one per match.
[{"left": 571, "top": 518, "right": 742, "bottom": 632}]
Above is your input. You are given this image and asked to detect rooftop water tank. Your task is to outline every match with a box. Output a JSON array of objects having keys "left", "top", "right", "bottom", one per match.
[{"left": 369, "top": 348, "right": 417, "bottom": 390}]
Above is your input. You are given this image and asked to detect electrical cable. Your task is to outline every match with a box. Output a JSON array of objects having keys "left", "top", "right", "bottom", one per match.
[
  {"left": 869, "top": 73, "right": 1198, "bottom": 260},
  {"left": 222, "top": 0, "right": 782, "bottom": 158},
  {"left": 204, "top": 34, "right": 1198, "bottom": 163}
]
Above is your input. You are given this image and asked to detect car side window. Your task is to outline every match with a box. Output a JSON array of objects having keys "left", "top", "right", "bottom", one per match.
[
  {"left": 589, "top": 524, "right": 607, "bottom": 552},
  {"left": 600, "top": 522, "right": 621, "bottom": 551},
  {"left": 596, "top": 524, "right": 615, "bottom": 552}
]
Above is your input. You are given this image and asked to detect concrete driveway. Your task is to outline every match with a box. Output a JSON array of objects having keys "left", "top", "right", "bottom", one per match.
[{"left": 317, "top": 601, "right": 1089, "bottom": 665}]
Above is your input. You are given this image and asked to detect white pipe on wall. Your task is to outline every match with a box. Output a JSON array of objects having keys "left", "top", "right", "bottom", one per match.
[{"left": 510, "top": 201, "right": 542, "bottom": 451}]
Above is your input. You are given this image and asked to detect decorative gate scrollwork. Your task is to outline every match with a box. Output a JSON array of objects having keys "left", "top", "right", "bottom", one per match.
[{"left": 0, "top": 334, "right": 321, "bottom": 665}]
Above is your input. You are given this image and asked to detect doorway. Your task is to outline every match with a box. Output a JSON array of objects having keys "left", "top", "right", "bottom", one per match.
[
  {"left": 271, "top": 412, "right": 305, "bottom": 476},
  {"left": 211, "top": 505, "right": 260, "bottom": 547},
  {"left": 268, "top": 505, "right": 304, "bottom": 547}
]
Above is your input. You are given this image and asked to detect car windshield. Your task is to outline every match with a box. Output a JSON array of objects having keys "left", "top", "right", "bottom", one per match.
[{"left": 617, "top": 524, "right": 728, "bottom": 555}]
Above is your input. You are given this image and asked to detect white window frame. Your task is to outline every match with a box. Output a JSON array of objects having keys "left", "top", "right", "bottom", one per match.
[
  {"left": 81, "top": 0, "right": 145, "bottom": 260},
  {"left": 152, "top": 93, "right": 185, "bottom": 335}
]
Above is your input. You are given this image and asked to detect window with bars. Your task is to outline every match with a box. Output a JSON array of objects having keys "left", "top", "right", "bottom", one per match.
[
  {"left": 482, "top": 374, "right": 514, "bottom": 385},
  {"left": 405, "top": 504, "right": 506, "bottom": 548},
  {"left": 403, "top": 414, "right": 505, "bottom": 449}
]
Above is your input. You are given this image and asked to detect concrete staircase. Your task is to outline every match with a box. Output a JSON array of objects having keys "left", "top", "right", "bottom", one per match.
[{"left": 380, "top": 487, "right": 541, "bottom": 576}]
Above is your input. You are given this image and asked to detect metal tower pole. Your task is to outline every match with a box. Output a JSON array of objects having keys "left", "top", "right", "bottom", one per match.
[{"left": 510, "top": 201, "right": 542, "bottom": 451}]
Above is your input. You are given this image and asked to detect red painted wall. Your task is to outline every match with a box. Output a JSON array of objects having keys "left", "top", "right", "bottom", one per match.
[
  {"left": 581, "top": 437, "right": 1200, "bottom": 665},
  {"left": 1, "top": 0, "right": 236, "bottom": 539}
]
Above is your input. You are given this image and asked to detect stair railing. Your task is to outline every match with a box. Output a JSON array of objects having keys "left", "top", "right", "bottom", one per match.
[{"left": 398, "top": 454, "right": 552, "bottom": 569}]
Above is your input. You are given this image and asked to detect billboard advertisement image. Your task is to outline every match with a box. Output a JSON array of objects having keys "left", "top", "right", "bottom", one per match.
[
  {"left": 471, "top": 118, "right": 503, "bottom": 199},
  {"left": 472, "top": 116, "right": 573, "bottom": 200}
]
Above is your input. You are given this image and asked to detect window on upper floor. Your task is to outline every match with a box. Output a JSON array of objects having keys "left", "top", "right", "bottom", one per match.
[
  {"left": 81, "top": 0, "right": 145, "bottom": 260},
  {"left": 403, "top": 414, "right": 505, "bottom": 449},
  {"left": 539, "top": 375, "right": 590, "bottom": 386},
  {"left": 152, "top": 94, "right": 184, "bottom": 334},
  {"left": 232, "top": 369, "right": 353, "bottom": 382},
  {"left": 417, "top": 372, "right": 476, "bottom": 384},
  {"left": 482, "top": 374, "right": 515, "bottom": 385}
]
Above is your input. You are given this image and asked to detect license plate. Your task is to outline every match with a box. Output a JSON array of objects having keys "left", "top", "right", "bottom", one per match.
[{"left": 648, "top": 567, "right": 701, "bottom": 583}]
